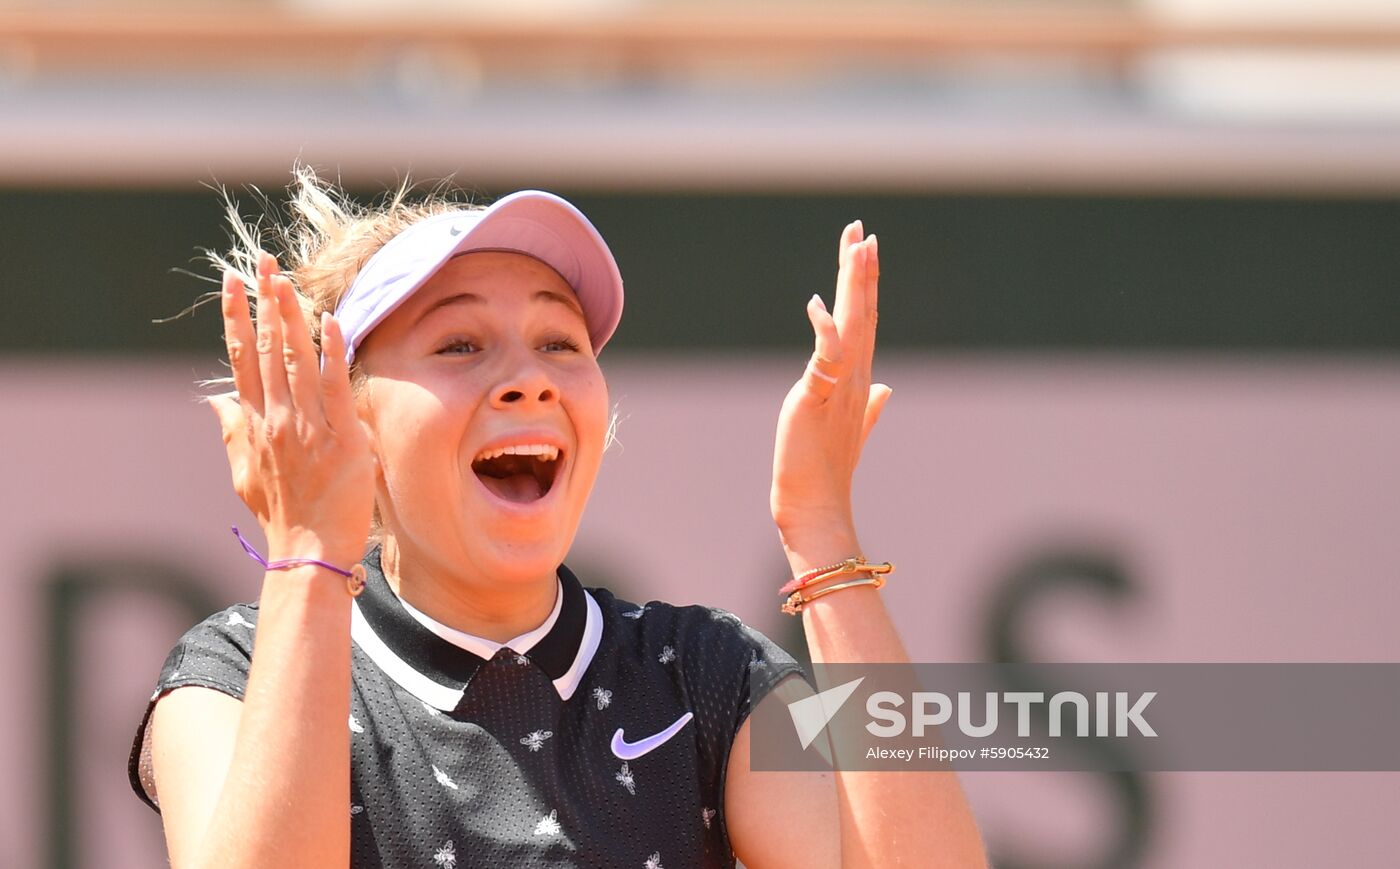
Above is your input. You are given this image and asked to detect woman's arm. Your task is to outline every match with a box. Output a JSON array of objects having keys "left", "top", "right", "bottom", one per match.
[
  {"left": 153, "top": 252, "right": 374, "bottom": 869},
  {"left": 151, "top": 570, "right": 353, "bottom": 869},
  {"left": 781, "top": 533, "right": 987, "bottom": 868},
  {"left": 730, "top": 224, "right": 987, "bottom": 867},
  {"left": 724, "top": 674, "right": 840, "bottom": 869},
  {"left": 725, "top": 590, "right": 984, "bottom": 869}
]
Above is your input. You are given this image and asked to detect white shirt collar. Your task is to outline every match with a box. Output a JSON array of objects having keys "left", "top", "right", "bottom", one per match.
[{"left": 394, "top": 578, "right": 564, "bottom": 659}]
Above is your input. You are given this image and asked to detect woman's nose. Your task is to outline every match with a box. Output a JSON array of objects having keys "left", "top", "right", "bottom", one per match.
[{"left": 490, "top": 350, "right": 558, "bottom": 408}]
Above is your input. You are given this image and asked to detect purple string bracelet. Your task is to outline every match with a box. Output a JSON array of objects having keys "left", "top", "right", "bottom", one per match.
[{"left": 232, "top": 525, "right": 366, "bottom": 596}]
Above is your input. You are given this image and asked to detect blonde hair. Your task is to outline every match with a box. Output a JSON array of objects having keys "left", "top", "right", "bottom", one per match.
[
  {"left": 197, "top": 166, "right": 622, "bottom": 543},
  {"left": 197, "top": 167, "right": 481, "bottom": 543},
  {"left": 206, "top": 165, "right": 482, "bottom": 386}
]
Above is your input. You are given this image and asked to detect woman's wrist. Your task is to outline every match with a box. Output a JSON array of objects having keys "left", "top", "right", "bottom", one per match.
[
  {"left": 259, "top": 561, "right": 358, "bottom": 590},
  {"left": 778, "top": 523, "right": 863, "bottom": 577},
  {"left": 264, "top": 527, "right": 365, "bottom": 569},
  {"left": 244, "top": 526, "right": 368, "bottom": 596}
]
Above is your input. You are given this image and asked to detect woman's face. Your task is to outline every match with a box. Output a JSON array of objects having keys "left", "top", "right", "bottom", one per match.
[{"left": 355, "top": 250, "right": 609, "bottom": 586}]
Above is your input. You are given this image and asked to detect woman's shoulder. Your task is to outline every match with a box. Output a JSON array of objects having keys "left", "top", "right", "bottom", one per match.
[
  {"left": 127, "top": 600, "right": 262, "bottom": 812},
  {"left": 585, "top": 585, "right": 804, "bottom": 683},
  {"left": 588, "top": 585, "right": 751, "bottom": 635},
  {"left": 178, "top": 600, "right": 263, "bottom": 654},
  {"left": 152, "top": 600, "right": 264, "bottom": 694}
]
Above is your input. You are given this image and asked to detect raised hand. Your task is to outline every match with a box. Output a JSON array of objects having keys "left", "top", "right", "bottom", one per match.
[
  {"left": 208, "top": 252, "right": 375, "bottom": 566},
  {"left": 771, "top": 221, "right": 892, "bottom": 561}
]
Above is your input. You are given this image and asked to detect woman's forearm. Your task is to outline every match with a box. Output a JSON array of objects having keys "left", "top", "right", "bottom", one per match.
[
  {"left": 785, "top": 534, "right": 988, "bottom": 869},
  {"left": 191, "top": 566, "right": 353, "bottom": 869}
]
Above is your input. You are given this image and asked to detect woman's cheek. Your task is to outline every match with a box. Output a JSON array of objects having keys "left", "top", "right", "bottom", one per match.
[
  {"left": 577, "top": 398, "right": 611, "bottom": 476},
  {"left": 383, "top": 421, "right": 453, "bottom": 509}
]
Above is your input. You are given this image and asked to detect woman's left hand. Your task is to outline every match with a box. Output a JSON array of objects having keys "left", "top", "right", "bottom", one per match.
[{"left": 771, "top": 221, "right": 892, "bottom": 563}]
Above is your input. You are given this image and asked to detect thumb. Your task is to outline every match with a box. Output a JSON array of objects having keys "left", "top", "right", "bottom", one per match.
[
  {"left": 858, "top": 383, "right": 893, "bottom": 455},
  {"left": 207, "top": 393, "right": 243, "bottom": 446}
]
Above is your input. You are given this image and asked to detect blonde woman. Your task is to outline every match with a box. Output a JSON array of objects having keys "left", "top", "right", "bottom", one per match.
[{"left": 127, "top": 171, "right": 986, "bottom": 868}]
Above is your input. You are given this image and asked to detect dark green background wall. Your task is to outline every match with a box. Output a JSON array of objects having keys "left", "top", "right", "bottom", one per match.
[{"left": 5, "top": 187, "right": 1397, "bottom": 356}]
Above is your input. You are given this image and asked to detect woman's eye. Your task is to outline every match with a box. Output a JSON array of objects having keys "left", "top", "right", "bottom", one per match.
[
  {"left": 436, "top": 337, "right": 580, "bottom": 355},
  {"left": 437, "top": 339, "right": 478, "bottom": 355}
]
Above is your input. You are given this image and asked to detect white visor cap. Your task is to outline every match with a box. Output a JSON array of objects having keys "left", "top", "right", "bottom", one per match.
[{"left": 333, "top": 190, "right": 623, "bottom": 365}]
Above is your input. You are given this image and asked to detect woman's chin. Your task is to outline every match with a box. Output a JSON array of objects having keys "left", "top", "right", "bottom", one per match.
[{"left": 465, "top": 528, "right": 571, "bottom": 583}]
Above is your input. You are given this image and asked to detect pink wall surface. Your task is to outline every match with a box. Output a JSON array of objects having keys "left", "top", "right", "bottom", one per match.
[{"left": 3, "top": 354, "right": 1397, "bottom": 868}]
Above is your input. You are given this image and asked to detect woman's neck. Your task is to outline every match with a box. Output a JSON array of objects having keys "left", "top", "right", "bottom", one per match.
[{"left": 379, "top": 532, "right": 560, "bottom": 645}]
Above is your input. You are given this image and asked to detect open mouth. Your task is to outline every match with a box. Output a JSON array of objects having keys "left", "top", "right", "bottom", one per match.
[{"left": 470, "top": 444, "right": 562, "bottom": 504}]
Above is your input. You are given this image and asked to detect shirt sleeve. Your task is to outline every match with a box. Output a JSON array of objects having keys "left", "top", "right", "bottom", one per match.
[
  {"left": 668, "top": 606, "right": 809, "bottom": 841},
  {"left": 127, "top": 603, "right": 259, "bottom": 813},
  {"left": 721, "top": 613, "right": 808, "bottom": 737}
]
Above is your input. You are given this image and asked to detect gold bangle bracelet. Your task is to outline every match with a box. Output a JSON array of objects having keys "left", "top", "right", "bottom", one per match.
[
  {"left": 781, "top": 574, "right": 886, "bottom": 615},
  {"left": 779, "top": 557, "right": 895, "bottom": 596}
]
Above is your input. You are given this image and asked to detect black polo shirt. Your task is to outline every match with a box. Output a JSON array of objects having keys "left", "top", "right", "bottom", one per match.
[{"left": 129, "top": 547, "right": 805, "bottom": 868}]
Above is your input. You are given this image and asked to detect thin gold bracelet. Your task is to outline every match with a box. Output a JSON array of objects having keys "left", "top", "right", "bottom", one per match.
[
  {"left": 782, "top": 574, "right": 886, "bottom": 615},
  {"left": 779, "top": 557, "right": 895, "bottom": 596}
]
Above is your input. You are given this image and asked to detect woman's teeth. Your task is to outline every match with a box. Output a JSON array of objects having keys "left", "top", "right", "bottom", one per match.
[
  {"left": 471, "top": 443, "right": 563, "bottom": 504},
  {"left": 473, "top": 443, "right": 560, "bottom": 463}
]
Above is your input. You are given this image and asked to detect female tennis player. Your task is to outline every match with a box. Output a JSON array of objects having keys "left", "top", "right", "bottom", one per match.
[{"left": 127, "top": 170, "right": 986, "bottom": 868}]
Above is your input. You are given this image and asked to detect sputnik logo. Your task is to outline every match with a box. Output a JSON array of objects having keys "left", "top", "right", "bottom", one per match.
[{"left": 786, "top": 677, "right": 865, "bottom": 749}]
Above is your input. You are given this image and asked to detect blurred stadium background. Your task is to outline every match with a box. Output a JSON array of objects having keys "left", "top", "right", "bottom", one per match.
[{"left": 2, "top": 0, "right": 1398, "bottom": 867}]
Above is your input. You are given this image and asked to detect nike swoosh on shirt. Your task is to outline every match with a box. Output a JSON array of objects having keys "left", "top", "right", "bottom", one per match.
[{"left": 610, "top": 712, "right": 694, "bottom": 760}]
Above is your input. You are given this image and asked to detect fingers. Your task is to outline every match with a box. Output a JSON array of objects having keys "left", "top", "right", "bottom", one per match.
[
  {"left": 849, "top": 233, "right": 880, "bottom": 383},
  {"left": 207, "top": 393, "right": 243, "bottom": 447},
  {"left": 858, "top": 383, "right": 893, "bottom": 455},
  {"left": 254, "top": 253, "right": 292, "bottom": 426},
  {"left": 207, "top": 391, "right": 271, "bottom": 522},
  {"left": 863, "top": 232, "right": 879, "bottom": 310},
  {"left": 837, "top": 219, "right": 863, "bottom": 267},
  {"left": 222, "top": 268, "right": 264, "bottom": 418},
  {"left": 831, "top": 221, "right": 866, "bottom": 352},
  {"left": 805, "top": 222, "right": 883, "bottom": 401},
  {"left": 803, "top": 293, "right": 844, "bottom": 402},
  {"left": 275, "top": 271, "right": 323, "bottom": 423},
  {"left": 832, "top": 222, "right": 879, "bottom": 383},
  {"left": 319, "top": 312, "right": 360, "bottom": 437},
  {"left": 864, "top": 233, "right": 879, "bottom": 344}
]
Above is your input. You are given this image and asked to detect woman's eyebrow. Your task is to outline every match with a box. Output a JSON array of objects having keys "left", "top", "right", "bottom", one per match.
[
  {"left": 416, "top": 289, "right": 585, "bottom": 327},
  {"left": 537, "top": 289, "right": 585, "bottom": 318},
  {"left": 415, "top": 291, "right": 483, "bottom": 327}
]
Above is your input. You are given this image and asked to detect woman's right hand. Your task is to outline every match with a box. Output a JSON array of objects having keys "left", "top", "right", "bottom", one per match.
[{"left": 209, "top": 252, "right": 375, "bottom": 567}]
